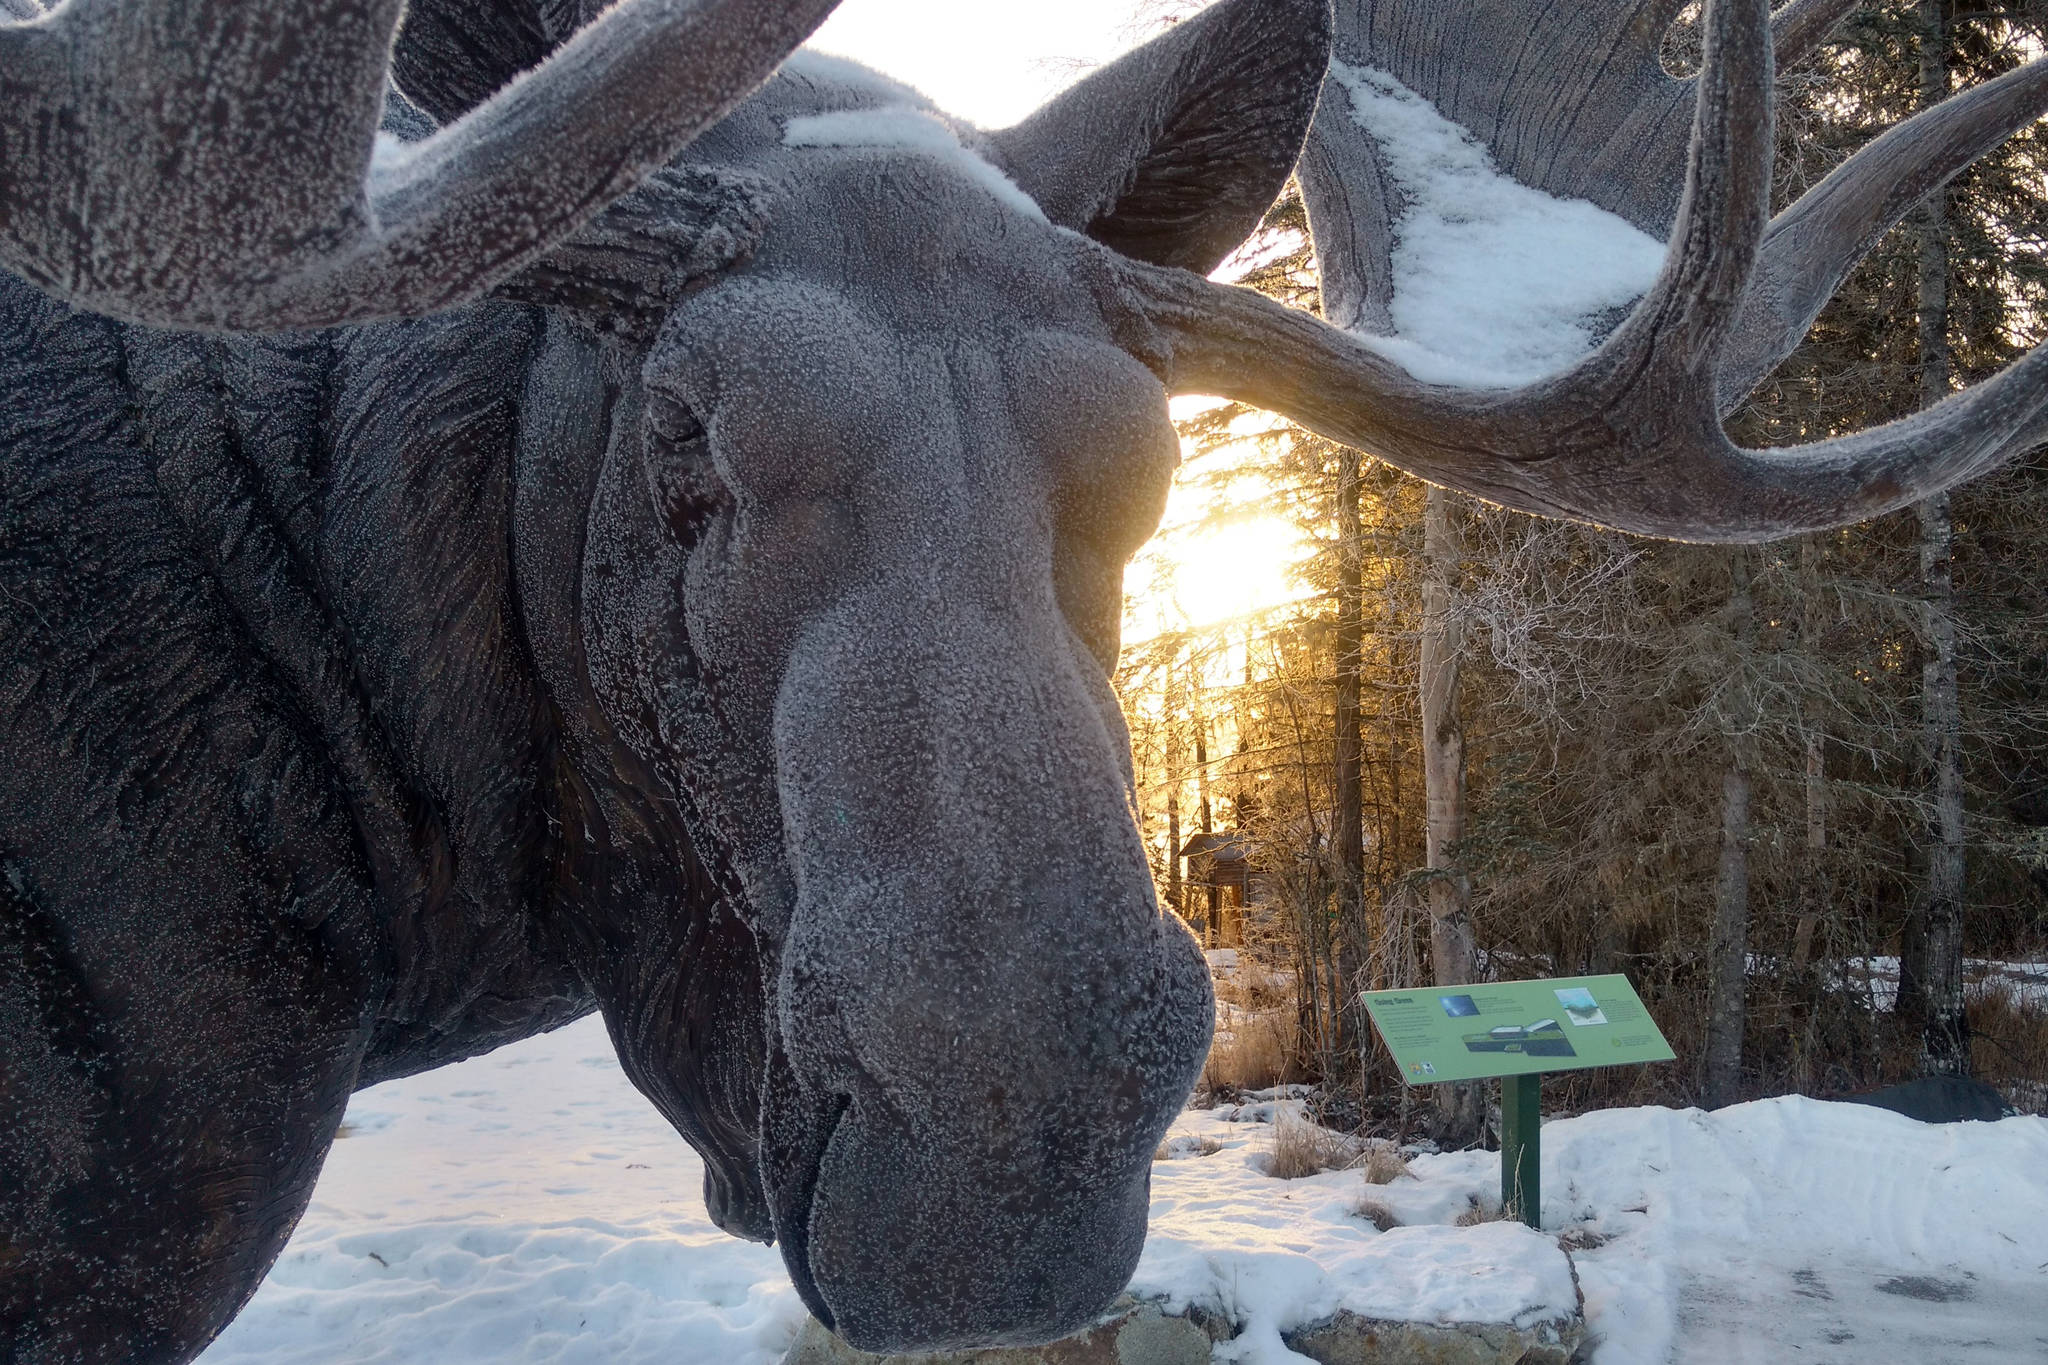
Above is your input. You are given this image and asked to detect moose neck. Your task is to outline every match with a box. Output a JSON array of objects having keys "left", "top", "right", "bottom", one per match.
[{"left": 56, "top": 279, "right": 749, "bottom": 1104}]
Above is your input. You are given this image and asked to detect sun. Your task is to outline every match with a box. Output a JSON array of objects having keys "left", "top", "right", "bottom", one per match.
[
  {"left": 1125, "top": 453, "right": 1310, "bottom": 646},
  {"left": 1123, "top": 409, "right": 1314, "bottom": 646},
  {"left": 1126, "top": 503, "right": 1307, "bottom": 640}
]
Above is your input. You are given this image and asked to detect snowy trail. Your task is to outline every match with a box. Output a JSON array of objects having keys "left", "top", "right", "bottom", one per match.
[
  {"left": 199, "top": 1015, "right": 2048, "bottom": 1365},
  {"left": 1672, "top": 1262, "right": 2048, "bottom": 1364},
  {"left": 1547, "top": 1104, "right": 2048, "bottom": 1363}
]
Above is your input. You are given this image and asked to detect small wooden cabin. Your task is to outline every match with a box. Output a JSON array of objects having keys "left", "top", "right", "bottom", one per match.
[{"left": 1179, "top": 830, "right": 1253, "bottom": 947}]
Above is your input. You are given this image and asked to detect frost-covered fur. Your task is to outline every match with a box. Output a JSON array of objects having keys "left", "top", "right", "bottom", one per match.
[
  {"left": 782, "top": 108, "right": 1049, "bottom": 222},
  {"left": 0, "top": 1, "right": 1332, "bottom": 1359}
]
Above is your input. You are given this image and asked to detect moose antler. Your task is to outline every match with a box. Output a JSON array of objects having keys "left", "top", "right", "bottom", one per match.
[
  {"left": 0, "top": 0, "right": 842, "bottom": 331},
  {"left": 1104, "top": 0, "right": 2048, "bottom": 542}
]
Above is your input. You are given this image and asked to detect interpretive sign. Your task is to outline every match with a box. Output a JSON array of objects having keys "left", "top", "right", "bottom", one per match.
[
  {"left": 1360, "top": 973, "right": 1673, "bottom": 1085},
  {"left": 1361, "top": 974, "right": 1675, "bottom": 1229}
]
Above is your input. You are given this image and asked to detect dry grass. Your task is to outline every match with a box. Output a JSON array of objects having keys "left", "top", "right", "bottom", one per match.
[
  {"left": 1360, "top": 1140, "right": 1412, "bottom": 1185},
  {"left": 1202, "top": 1007, "right": 1301, "bottom": 1094},
  {"left": 1352, "top": 1195, "right": 1401, "bottom": 1231},
  {"left": 1262, "top": 1111, "right": 1362, "bottom": 1179},
  {"left": 1214, "top": 957, "right": 1294, "bottom": 1012},
  {"left": 1154, "top": 1136, "right": 1224, "bottom": 1162},
  {"left": 1259, "top": 1115, "right": 1417, "bottom": 1183},
  {"left": 1970, "top": 983, "right": 2048, "bottom": 1115},
  {"left": 1454, "top": 1194, "right": 1508, "bottom": 1226},
  {"left": 1202, "top": 950, "right": 1303, "bottom": 1097},
  {"left": 1557, "top": 1226, "right": 1612, "bottom": 1252}
]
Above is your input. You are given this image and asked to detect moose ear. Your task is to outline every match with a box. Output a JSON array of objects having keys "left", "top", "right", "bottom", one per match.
[{"left": 989, "top": 0, "right": 1332, "bottom": 274}]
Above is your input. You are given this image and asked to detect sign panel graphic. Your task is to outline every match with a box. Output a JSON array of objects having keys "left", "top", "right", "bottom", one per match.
[{"left": 1361, "top": 974, "right": 1675, "bottom": 1085}]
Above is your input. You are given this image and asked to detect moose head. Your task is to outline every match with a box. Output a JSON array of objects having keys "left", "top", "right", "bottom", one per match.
[
  {"left": 4, "top": 0, "right": 2046, "bottom": 1357},
  {"left": 558, "top": 10, "right": 1334, "bottom": 1347}
]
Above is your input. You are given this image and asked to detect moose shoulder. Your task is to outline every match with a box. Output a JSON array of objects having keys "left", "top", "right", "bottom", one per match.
[{"left": 0, "top": 3, "right": 1328, "bottom": 1358}]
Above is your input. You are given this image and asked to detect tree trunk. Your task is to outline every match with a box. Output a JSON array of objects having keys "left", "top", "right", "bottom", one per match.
[
  {"left": 1898, "top": 0, "right": 1971, "bottom": 1078},
  {"left": 1790, "top": 536, "right": 1828, "bottom": 1086},
  {"left": 1909, "top": 489, "right": 1968, "bottom": 1075},
  {"left": 1794, "top": 729, "right": 1826, "bottom": 970},
  {"left": 1334, "top": 446, "right": 1368, "bottom": 1062},
  {"left": 1196, "top": 721, "right": 1215, "bottom": 946},
  {"left": 1420, "top": 484, "right": 1482, "bottom": 1142},
  {"left": 1167, "top": 663, "right": 1183, "bottom": 921},
  {"left": 1167, "top": 789, "right": 1183, "bottom": 920},
  {"left": 1703, "top": 550, "right": 1755, "bottom": 1110},
  {"left": 1792, "top": 541, "right": 1827, "bottom": 981}
]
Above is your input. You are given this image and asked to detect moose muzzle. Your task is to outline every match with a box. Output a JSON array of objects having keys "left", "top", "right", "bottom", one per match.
[{"left": 759, "top": 584, "right": 1212, "bottom": 1350}]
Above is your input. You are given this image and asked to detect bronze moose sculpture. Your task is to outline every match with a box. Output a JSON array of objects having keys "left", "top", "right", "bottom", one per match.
[{"left": 3, "top": 0, "right": 2043, "bottom": 1358}]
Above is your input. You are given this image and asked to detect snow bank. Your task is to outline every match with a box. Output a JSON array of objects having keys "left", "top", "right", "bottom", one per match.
[
  {"left": 1140, "top": 1116, "right": 1574, "bottom": 1365},
  {"left": 1147, "top": 1093, "right": 2048, "bottom": 1364},
  {"left": 201, "top": 1016, "right": 2048, "bottom": 1365},
  {"left": 1138, "top": 1109, "right": 1574, "bottom": 1365},
  {"left": 1327, "top": 61, "right": 1667, "bottom": 389}
]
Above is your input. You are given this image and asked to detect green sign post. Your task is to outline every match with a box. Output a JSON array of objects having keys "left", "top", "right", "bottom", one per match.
[{"left": 1359, "top": 974, "right": 1674, "bottom": 1228}]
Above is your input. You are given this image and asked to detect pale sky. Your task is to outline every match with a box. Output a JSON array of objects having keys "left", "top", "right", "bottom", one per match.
[{"left": 809, "top": 0, "right": 1160, "bottom": 128}]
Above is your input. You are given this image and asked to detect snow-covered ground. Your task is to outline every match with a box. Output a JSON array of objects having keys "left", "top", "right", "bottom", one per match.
[
  {"left": 197, "top": 1018, "right": 802, "bottom": 1365},
  {"left": 200, "top": 1014, "right": 2048, "bottom": 1365}
]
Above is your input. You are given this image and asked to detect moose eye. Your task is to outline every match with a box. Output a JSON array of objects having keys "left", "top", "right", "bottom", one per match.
[
  {"left": 643, "top": 389, "right": 730, "bottom": 544},
  {"left": 647, "top": 388, "right": 705, "bottom": 451}
]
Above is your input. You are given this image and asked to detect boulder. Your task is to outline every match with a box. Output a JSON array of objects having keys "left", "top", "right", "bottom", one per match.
[
  {"left": 1285, "top": 1310, "right": 1584, "bottom": 1364},
  {"left": 1842, "top": 1077, "right": 2010, "bottom": 1124}
]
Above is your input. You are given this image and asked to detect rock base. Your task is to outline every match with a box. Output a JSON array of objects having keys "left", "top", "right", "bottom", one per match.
[
  {"left": 783, "top": 1297, "right": 1584, "bottom": 1365},
  {"left": 782, "top": 1298, "right": 1222, "bottom": 1365},
  {"left": 1286, "top": 1311, "right": 1583, "bottom": 1364}
]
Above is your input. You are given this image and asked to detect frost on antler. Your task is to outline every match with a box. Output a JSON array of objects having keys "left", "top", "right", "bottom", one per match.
[
  {"left": 1113, "top": 0, "right": 2048, "bottom": 542},
  {"left": 0, "top": 0, "right": 842, "bottom": 331}
]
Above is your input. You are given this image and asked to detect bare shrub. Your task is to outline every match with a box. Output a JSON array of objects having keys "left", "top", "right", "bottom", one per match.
[
  {"left": 1353, "top": 1195, "right": 1401, "bottom": 1231},
  {"left": 1970, "top": 983, "right": 2048, "bottom": 1116},
  {"left": 1360, "top": 1140, "right": 1412, "bottom": 1185}
]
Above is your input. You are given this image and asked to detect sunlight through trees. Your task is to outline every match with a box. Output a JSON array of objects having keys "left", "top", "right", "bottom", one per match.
[{"left": 1115, "top": 2, "right": 2048, "bottom": 1128}]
